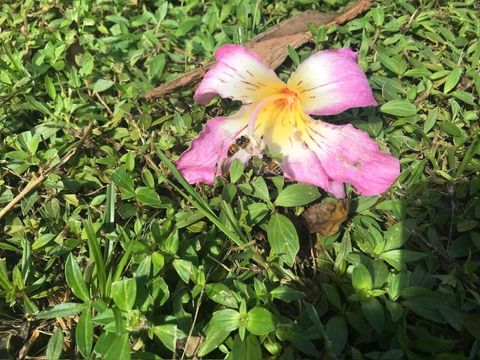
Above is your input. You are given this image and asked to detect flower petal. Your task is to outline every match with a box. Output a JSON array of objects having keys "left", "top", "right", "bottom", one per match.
[
  {"left": 301, "top": 121, "right": 400, "bottom": 196},
  {"left": 287, "top": 48, "right": 377, "bottom": 116},
  {"left": 280, "top": 139, "right": 347, "bottom": 198},
  {"left": 176, "top": 106, "right": 251, "bottom": 184},
  {"left": 194, "top": 45, "right": 285, "bottom": 105}
]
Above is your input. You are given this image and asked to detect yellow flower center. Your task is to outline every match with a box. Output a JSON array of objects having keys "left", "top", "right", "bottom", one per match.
[{"left": 249, "top": 87, "right": 309, "bottom": 153}]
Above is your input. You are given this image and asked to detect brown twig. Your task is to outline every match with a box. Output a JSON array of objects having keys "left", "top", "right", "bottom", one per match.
[
  {"left": 144, "top": 0, "right": 372, "bottom": 99},
  {"left": 0, "top": 123, "right": 94, "bottom": 220}
]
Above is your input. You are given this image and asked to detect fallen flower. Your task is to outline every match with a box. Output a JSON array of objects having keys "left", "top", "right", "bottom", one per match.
[{"left": 176, "top": 45, "right": 399, "bottom": 197}]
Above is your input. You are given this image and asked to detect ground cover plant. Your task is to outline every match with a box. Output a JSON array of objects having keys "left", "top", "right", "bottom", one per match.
[{"left": 0, "top": 0, "right": 479, "bottom": 359}]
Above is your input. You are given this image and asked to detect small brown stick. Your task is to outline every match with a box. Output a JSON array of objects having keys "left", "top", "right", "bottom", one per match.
[
  {"left": 144, "top": 0, "right": 372, "bottom": 99},
  {"left": 0, "top": 123, "right": 94, "bottom": 220}
]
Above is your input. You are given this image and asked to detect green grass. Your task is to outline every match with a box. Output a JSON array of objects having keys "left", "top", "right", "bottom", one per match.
[{"left": 1, "top": 0, "right": 480, "bottom": 359}]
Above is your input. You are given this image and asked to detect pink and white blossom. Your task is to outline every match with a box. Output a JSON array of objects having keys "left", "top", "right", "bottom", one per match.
[{"left": 176, "top": 45, "right": 399, "bottom": 197}]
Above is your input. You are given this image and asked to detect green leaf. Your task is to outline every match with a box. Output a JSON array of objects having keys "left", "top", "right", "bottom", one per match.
[
  {"left": 267, "top": 213, "right": 299, "bottom": 266},
  {"left": 65, "top": 254, "right": 90, "bottom": 302},
  {"left": 378, "top": 53, "right": 408, "bottom": 75},
  {"left": 211, "top": 309, "right": 241, "bottom": 332},
  {"left": 198, "top": 309, "right": 240, "bottom": 357},
  {"left": 251, "top": 177, "right": 270, "bottom": 203},
  {"left": 424, "top": 107, "right": 438, "bottom": 133},
  {"left": 46, "top": 328, "right": 63, "bottom": 360},
  {"left": 287, "top": 45, "right": 300, "bottom": 65},
  {"left": 204, "top": 283, "right": 239, "bottom": 308},
  {"left": 148, "top": 54, "right": 166, "bottom": 78},
  {"left": 197, "top": 328, "right": 230, "bottom": 357},
  {"left": 246, "top": 307, "right": 276, "bottom": 336},
  {"left": 380, "top": 100, "right": 417, "bottom": 117},
  {"left": 111, "top": 278, "right": 137, "bottom": 311},
  {"left": 443, "top": 68, "right": 462, "bottom": 93},
  {"left": 231, "top": 334, "right": 262, "bottom": 360},
  {"left": 37, "top": 302, "right": 85, "bottom": 319},
  {"left": 229, "top": 159, "right": 245, "bottom": 184},
  {"left": 92, "top": 79, "right": 114, "bottom": 93},
  {"left": 440, "top": 122, "right": 462, "bottom": 137},
  {"left": 172, "top": 259, "right": 193, "bottom": 283},
  {"left": 270, "top": 286, "right": 306, "bottom": 302},
  {"left": 84, "top": 219, "right": 107, "bottom": 297},
  {"left": 383, "top": 221, "right": 411, "bottom": 251},
  {"left": 325, "top": 316, "right": 347, "bottom": 355},
  {"left": 135, "top": 187, "right": 162, "bottom": 208},
  {"left": 361, "top": 297, "right": 384, "bottom": 333},
  {"left": 44, "top": 75, "right": 56, "bottom": 100},
  {"left": 352, "top": 264, "right": 373, "bottom": 292},
  {"left": 153, "top": 324, "right": 177, "bottom": 352},
  {"left": 156, "top": 147, "right": 244, "bottom": 246},
  {"left": 104, "top": 182, "right": 116, "bottom": 230},
  {"left": 105, "top": 332, "right": 130, "bottom": 360},
  {"left": 111, "top": 167, "right": 135, "bottom": 196},
  {"left": 76, "top": 307, "right": 93, "bottom": 359},
  {"left": 0, "top": 258, "right": 12, "bottom": 290},
  {"left": 275, "top": 184, "right": 320, "bottom": 207},
  {"left": 380, "top": 250, "right": 426, "bottom": 270}
]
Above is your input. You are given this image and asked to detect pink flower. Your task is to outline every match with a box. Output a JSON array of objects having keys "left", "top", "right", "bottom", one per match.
[{"left": 176, "top": 45, "right": 399, "bottom": 198}]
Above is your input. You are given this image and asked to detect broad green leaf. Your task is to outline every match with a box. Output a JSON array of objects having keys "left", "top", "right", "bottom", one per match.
[
  {"left": 111, "top": 278, "right": 137, "bottom": 311},
  {"left": 148, "top": 54, "right": 166, "bottom": 78},
  {"left": 211, "top": 309, "right": 241, "bottom": 332},
  {"left": 361, "top": 297, "right": 384, "bottom": 333},
  {"left": 197, "top": 328, "right": 230, "bottom": 357},
  {"left": 270, "top": 286, "right": 306, "bottom": 302},
  {"left": 65, "top": 254, "right": 90, "bottom": 302},
  {"left": 92, "top": 79, "right": 114, "bottom": 93},
  {"left": 198, "top": 309, "right": 240, "bottom": 357},
  {"left": 275, "top": 184, "right": 320, "bottom": 207},
  {"left": 251, "top": 177, "right": 270, "bottom": 203},
  {"left": 246, "top": 307, "right": 276, "bottom": 336},
  {"left": 424, "top": 107, "right": 438, "bottom": 133},
  {"left": 111, "top": 167, "right": 135, "bottom": 196},
  {"left": 352, "top": 264, "right": 373, "bottom": 292},
  {"left": 322, "top": 284, "right": 342, "bottom": 309},
  {"left": 267, "top": 213, "right": 299, "bottom": 266},
  {"left": 104, "top": 332, "right": 130, "bottom": 360},
  {"left": 378, "top": 53, "right": 408, "bottom": 75},
  {"left": 172, "top": 259, "right": 193, "bottom": 283},
  {"left": 204, "top": 283, "right": 239, "bottom": 308},
  {"left": 440, "top": 122, "right": 462, "bottom": 137},
  {"left": 380, "top": 250, "right": 426, "bottom": 270},
  {"left": 45, "top": 75, "right": 56, "bottom": 100},
  {"left": 383, "top": 221, "right": 412, "bottom": 252},
  {"left": 443, "top": 68, "right": 462, "bottom": 93},
  {"left": 229, "top": 159, "right": 245, "bottom": 184},
  {"left": 231, "top": 334, "right": 262, "bottom": 360},
  {"left": 380, "top": 100, "right": 417, "bottom": 117},
  {"left": 46, "top": 328, "right": 63, "bottom": 360},
  {"left": 135, "top": 187, "right": 162, "bottom": 208},
  {"left": 76, "top": 307, "right": 93, "bottom": 359},
  {"left": 37, "top": 302, "right": 85, "bottom": 319},
  {"left": 153, "top": 324, "right": 177, "bottom": 352},
  {"left": 325, "top": 316, "right": 347, "bottom": 355}
]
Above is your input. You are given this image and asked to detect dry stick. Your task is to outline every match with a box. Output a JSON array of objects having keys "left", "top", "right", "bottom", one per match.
[
  {"left": 144, "top": 0, "right": 372, "bottom": 99},
  {"left": 0, "top": 123, "right": 94, "bottom": 221}
]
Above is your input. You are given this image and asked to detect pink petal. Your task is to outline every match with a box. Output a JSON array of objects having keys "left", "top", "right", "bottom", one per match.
[
  {"left": 303, "top": 122, "right": 400, "bottom": 196},
  {"left": 287, "top": 48, "right": 378, "bottom": 116},
  {"left": 176, "top": 107, "right": 251, "bottom": 184},
  {"left": 194, "top": 45, "right": 285, "bottom": 105},
  {"left": 280, "top": 140, "right": 346, "bottom": 198}
]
